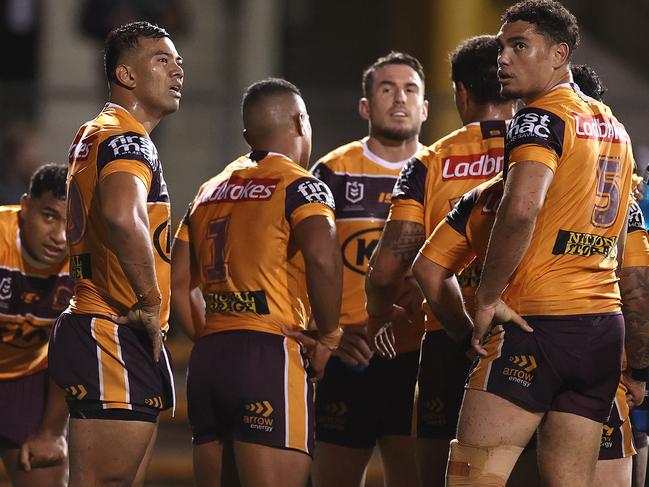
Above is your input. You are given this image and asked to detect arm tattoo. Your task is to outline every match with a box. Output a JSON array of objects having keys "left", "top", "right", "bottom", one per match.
[
  {"left": 380, "top": 220, "right": 426, "bottom": 266},
  {"left": 620, "top": 266, "right": 649, "bottom": 369}
]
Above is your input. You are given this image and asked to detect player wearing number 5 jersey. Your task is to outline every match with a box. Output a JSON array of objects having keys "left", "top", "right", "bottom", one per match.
[
  {"left": 171, "top": 78, "right": 342, "bottom": 487},
  {"left": 433, "top": 2, "right": 637, "bottom": 487}
]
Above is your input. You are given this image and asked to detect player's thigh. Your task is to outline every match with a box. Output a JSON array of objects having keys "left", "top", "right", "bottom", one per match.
[
  {"left": 233, "top": 440, "right": 311, "bottom": 487},
  {"left": 378, "top": 435, "right": 419, "bottom": 487},
  {"left": 0, "top": 447, "right": 67, "bottom": 487},
  {"left": 416, "top": 438, "right": 452, "bottom": 487},
  {"left": 311, "top": 441, "right": 373, "bottom": 487},
  {"left": 507, "top": 445, "right": 540, "bottom": 487},
  {"left": 132, "top": 419, "right": 159, "bottom": 487},
  {"left": 537, "top": 410, "right": 602, "bottom": 487},
  {"left": 193, "top": 440, "right": 224, "bottom": 487},
  {"left": 632, "top": 443, "right": 647, "bottom": 487},
  {"left": 68, "top": 417, "right": 156, "bottom": 487},
  {"left": 594, "top": 457, "right": 632, "bottom": 487},
  {"left": 457, "top": 389, "right": 541, "bottom": 447}
]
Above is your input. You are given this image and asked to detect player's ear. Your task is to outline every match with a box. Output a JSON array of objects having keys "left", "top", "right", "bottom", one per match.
[
  {"left": 242, "top": 129, "right": 251, "bottom": 146},
  {"left": 115, "top": 64, "right": 136, "bottom": 89},
  {"left": 421, "top": 98, "right": 429, "bottom": 122},
  {"left": 19, "top": 194, "right": 29, "bottom": 217},
  {"left": 551, "top": 42, "right": 570, "bottom": 69},
  {"left": 358, "top": 98, "right": 370, "bottom": 121},
  {"left": 297, "top": 112, "right": 309, "bottom": 137}
]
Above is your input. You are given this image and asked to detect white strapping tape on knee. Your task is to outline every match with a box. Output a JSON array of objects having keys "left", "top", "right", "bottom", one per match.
[{"left": 446, "top": 438, "right": 524, "bottom": 487}]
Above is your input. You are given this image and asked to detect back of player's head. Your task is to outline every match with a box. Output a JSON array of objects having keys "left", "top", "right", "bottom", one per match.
[
  {"left": 28, "top": 164, "right": 67, "bottom": 200},
  {"left": 104, "top": 21, "right": 170, "bottom": 84},
  {"left": 241, "top": 78, "right": 302, "bottom": 129},
  {"left": 450, "top": 35, "right": 504, "bottom": 104},
  {"left": 502, "top": 0, "right": 579, "bottom": 57},
  {"left": 362, "top": 52, "right": 425, "bottom": 98},
  {"left": 571, "top": 64, "right": 607, "bottom": 102}
]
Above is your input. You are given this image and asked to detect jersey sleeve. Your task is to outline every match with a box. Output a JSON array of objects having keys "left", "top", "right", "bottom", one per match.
[
  {"left": 96, "top": 131, "right": 159, "bottom": 190},
  {"left": 388, "top": 157, "right": 427, "bottom": 223},
  {"left": 174, "top": 201, "right": 193, "bottom": 243},
  {"left": 419, "top": 220, "right": 475, "bottom": 274},
  {"left": 285, "top": 176, "right": 336, "bottom": 227},
  {"left": 624, "top": 198, "right": 649, "bottom": 267},
  {"left": 506, "top": 107, "right": 566, "bottom": 173}
]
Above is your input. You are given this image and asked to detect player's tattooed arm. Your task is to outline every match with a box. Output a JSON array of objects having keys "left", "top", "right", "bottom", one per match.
[
  {"left": 620, "top": 265, "right": 649, "bottom": 369},
  {"left": 365, "top": 220, "right": 425, "bottom": 318}
]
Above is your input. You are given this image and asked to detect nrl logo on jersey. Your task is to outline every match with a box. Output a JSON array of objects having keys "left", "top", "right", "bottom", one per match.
[
  {"left": 0, "top": 277, "right": 11, "bottom": 301},
  {"left": 345, "top": 181, "right": 364, "bottom": 204}
]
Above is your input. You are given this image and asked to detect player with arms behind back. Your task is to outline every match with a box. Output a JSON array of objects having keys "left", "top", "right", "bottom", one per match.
[{"left": 171, "top": 78, "right": 342, "bottom": 487}]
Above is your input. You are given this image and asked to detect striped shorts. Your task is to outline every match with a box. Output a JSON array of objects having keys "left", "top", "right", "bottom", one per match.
[
  {"left": 48, "top": 312, "right": 174, "bottom": 420},
  {"left": 187, "top": 329, "right": 314, "bottom": 455}
]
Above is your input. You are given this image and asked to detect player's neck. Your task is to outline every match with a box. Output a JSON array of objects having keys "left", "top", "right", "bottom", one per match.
[
  {"left": 465, "top": 103, "right": 514, "bottom": 125},
  {"left": 365, "top": 136, "right": 420, "bottom": 163},
  {"left": 108, "top": 94, "right": 160, "bottom": 134},
  {"left": 522, "top": 69, "right": 572, "bottom": 105}
]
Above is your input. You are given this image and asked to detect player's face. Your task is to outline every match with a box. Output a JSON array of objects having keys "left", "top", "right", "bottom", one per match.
[
  {"left": 19, "top": 192, "right": 67, "bottom": 267},
  {"left": 132, "top": 36, "right": 184, "bottom": 117},
  {"left": 296, "top": 96, "right": 312, "bottom": 168},
  {"left": 497, "top": 20, "right": 558, "bottom": 103},
  {"left": 362, "top": 64, "right": 428, "bottom": 142}
]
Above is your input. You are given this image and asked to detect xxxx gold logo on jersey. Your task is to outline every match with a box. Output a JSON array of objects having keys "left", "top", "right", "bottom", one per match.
[
  {"left": 242, "top": 400, "right": 274, "bottom": 432},
  {"left": 341, "top": 227, "right": 383, "bottom": 275},
  {"left": 552, "top": 230, "right": 617, "bottom": 258},
  {"left": 502, "top": 355, "right": 537, "bottom": 388}
]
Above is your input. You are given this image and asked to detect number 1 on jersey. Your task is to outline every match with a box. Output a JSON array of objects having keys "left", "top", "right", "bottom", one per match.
[{"left": 205, "top": 217, "right": 229, "bottom": 283}]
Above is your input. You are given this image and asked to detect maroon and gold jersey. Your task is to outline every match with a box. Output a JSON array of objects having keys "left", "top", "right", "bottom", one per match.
[
  {"left": 389, "top": 121, "right": 507, "bottom": 330},
  {"left": 0, "top": 207, "right": 73, "bottom": 380},
  {"left": 66, "top": 103, "right": 172, "bottom": 329},
  {"left": 175, "top": 151, "right": 336, "bottom": 337},
  {"left": 501, "top": 84, "right": 633, "bottom": 315}
]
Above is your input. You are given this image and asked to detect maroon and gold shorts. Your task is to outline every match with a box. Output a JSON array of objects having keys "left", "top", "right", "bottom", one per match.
[
  {"left": 187, "top": 330, "right": 314, "bottom": 456},
  {"left": 467, "top": 313, "right": 624, "bottom": 423},
  {"left": 599, "top": 382, "right": 636, "bottom": 460},
  {"left": 0, "top": 369, "right": 48, "bottom": 449},
  {"left": 48, "top": 312, "right": 174, "bottom": 421}
]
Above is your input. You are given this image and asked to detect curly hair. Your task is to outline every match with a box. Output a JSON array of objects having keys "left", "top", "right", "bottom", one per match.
[
  {"left": 29, "top": 164, "right": 67, "bottom": 200},
  {"left": 450, "top": 35, "right": 505, "bottom": 104}
]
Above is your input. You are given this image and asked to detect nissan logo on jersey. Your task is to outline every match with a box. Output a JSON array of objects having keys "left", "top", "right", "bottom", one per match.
[{"left": 441, "top": 150, "right": 504, "bottom": 180}]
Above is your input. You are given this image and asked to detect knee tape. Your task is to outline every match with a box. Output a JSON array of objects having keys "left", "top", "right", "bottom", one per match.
[{"left": 446, "top": 439, "right": 523, "bottom": 487}]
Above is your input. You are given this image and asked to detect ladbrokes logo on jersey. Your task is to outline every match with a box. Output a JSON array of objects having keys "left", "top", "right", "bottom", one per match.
[
  {"left": 199, "top": 176, "right": 279, "bottom": 204},
  {"left": 574, "top": 113, "right": 630, "bottom": 143},
  {"left": 441, "top": 149, "right": 504, "bottom": 181}
]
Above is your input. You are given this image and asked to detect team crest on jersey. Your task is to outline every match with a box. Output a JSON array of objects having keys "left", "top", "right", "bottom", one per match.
[
  {"left": 0, "top": 277, "right": 11, "bottom": 301},
  {"left": 345, "top": 181, "right": 364, "bottom": 204}
]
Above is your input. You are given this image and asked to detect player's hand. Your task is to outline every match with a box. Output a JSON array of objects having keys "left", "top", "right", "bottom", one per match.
[
  {"left": 366, "top": 306, "right": 402, "bottom": 360},
  {"left": 334, "top": 326, "right": 373, "bottom": 367},
  {"left": 19, "top": 431, "right": 67, "bottom": 471},
  {"left": 472, "top": 299, "right": 532, "bottom": 357},
  {"left": 283, "top": 327, "right": 332, "bottom": 382},
  {"left": 114, "top": 303, "right": 163, "bottom": 362},
  {"left": 622, "top": 372, "right": 646, "bottom": 409}
]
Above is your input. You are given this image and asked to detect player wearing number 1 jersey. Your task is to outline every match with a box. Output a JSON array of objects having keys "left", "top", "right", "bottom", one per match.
[
  {"left": 171, "top": 78, "right": 342, "bottom": 487},
  {"left": 437, "top": 2, "right": 636, "bottom": 486}
]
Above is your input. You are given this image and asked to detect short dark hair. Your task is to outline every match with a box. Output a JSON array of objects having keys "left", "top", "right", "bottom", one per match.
[
  {"left": 29, "top": 164, "right": 67, "bottom": 200},
  {"left": 241, "top": 78, "right": 302, "bottom": 120},
  {"left": 362, "top": 51, "right": 425, "bottom": 98},
  {"left": 104, "top": 21, "right": 169, "bottom": 84},
  {"left": 571, "top": 64, "right": 606, "bottom": 102},
  {"left": 502, "top": 0, "right": 579, "bottom": 56},
  {"left": 450, "top": 35, "right": 504, "bottom": 104}
]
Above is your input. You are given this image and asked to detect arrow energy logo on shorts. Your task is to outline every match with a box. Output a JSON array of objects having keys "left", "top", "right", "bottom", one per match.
[
  {"left": 502, "top": 355, "right": 537, "bottom": 388},
  {"left": 243, "top": 400, "right": 274, "bottom": 432}
]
